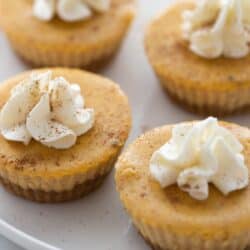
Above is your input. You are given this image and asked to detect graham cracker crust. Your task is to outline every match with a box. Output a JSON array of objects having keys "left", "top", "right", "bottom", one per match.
[
  {"left": 0, "top": 171, "right": 110, "bottom": 203},
  {"left": 138, "top": 231, "right": 165, "bottom": 250},
  {"left": 14, "top": 44, "right": 119, "bottom": 73},
  {"left": 139, "top": 231, "right": 250, "bottom": 250},
  {"left": 162, "top": 84, "right": 250, "bottom": 117}
]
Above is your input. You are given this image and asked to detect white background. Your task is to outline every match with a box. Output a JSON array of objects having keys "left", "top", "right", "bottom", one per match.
[{"left": 0, "top": 0, "right": 249, "bottom": 249}]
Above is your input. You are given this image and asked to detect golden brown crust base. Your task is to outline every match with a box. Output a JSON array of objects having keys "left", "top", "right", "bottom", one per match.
[
  {"left": 137, "top": 231, "right": 163, "bottom": 250},
  {"left": 137, "top": 223, "right": 250, "bottom": 250},
  {"left": 1, "top": 173, "right": 106, "bottom": 203},
  {"left": 115, "top": 121, "right": 250, "bottom": 250},
  {"left": 0, "top": 150, "right": 117, "bottom": 203},
  {"left": 144, "top": 0, "right": 250, "bottom": 116},
  {"left": 1, "top": 155, "right": 116, "bottom": 203},
  {"left": 12, "top": 38, "right": 121, "bottom": 70},
  {"left": 16, "top": 46, "right": 118, "bottom": 72},
  {"left": 6, "top": 25, "right": 128, "bottom": 68},
  {"left": 163, "top": 84, "right": 250, "bottom": 116}
]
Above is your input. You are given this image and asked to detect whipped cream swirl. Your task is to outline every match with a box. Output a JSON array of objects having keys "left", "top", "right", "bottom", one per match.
[
  {"left": 150, "top": 117, "right": 248, "bottom": 200},
  {"left": 182, "top": 0, "right": 250, "bottom": 59},
  {"left": 33, "top": 0, "right": 110, "bottom": 22},
  {"left": 0, "top": 71, "right": 94, "bottom": 149}
]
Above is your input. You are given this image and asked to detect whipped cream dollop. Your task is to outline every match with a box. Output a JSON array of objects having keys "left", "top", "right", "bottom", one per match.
[
  {"left": 150, "top": 117, "right": 248, "bottom": 200},
  {"left": 0, "top": 71, "right": 94, "bottom": 149},
  {"left": 182, "top": 0, "right": 250, "bottom": 59},
  {"left": 33, "top": 0, "right": 110, "bottom": 22}
]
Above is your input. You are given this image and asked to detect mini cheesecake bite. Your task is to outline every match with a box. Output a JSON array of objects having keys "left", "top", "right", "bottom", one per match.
[
  {"left": 0, "top": 0, "right": 135, "bottom": 68},
  {"left": 116, "top": 118, "right": 250, "bottom": 250},
  {"left": 145, "top": 0, "right": 250, "bottom": 115},
  {"left": 0, "top": 68, "right": 131, "bottom": 202}
]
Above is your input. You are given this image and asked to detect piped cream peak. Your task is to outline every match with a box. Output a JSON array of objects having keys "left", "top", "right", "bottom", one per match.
[
  {"left": 0, "top": 71, "right": 94, "bottom": 149},
  {"left": 182, "top": 0, "right": 250, "bottom": 59},
  {"left": 150, "top": 117, "right": 248, "bottom": 200},
  {"left": 33, "top": 0, "right": 110, "bottom": 22}
]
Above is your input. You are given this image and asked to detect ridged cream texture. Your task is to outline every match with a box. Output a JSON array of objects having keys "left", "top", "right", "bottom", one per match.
[{"left": 149, "top": 117, "right": 248, "bottom": 201}]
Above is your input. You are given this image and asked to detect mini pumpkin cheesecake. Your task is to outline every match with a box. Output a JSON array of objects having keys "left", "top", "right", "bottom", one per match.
[
  {"left": 144, "top": 0, "right": 250, "bottom": 115},
  {"left": 0, "top": 0, "right": 135, "bottom": 68},
  {"left": 0, "top": 68, "right": 131, "bottom": 202},
  {"left": 116, "top": 118, "right": 250, "bottom": 250}
]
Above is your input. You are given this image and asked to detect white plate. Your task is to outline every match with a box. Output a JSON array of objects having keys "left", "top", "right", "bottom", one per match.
[{"left": 0, "top": 0, "right": 249, "bottom": 249}]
